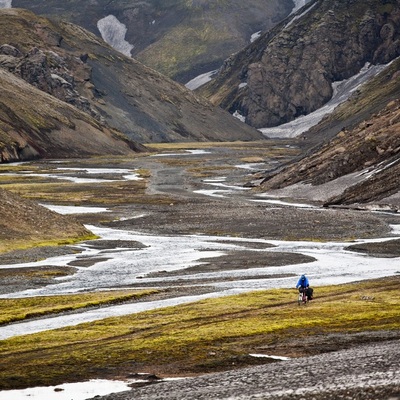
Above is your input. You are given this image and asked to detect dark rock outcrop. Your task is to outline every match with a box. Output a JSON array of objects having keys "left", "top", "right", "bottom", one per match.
[
  {"left": 1, "top": 45, "right": 101, "bottom": 120},
  {"left": 199, "top": 0, "right": 400, "bottom": 129},
  {"left": 258, "top": 60, "right": 400, "bottom": 209}
]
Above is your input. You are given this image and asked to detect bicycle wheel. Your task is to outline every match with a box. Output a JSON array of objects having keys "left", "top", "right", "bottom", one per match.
[{"left": 298, "top": 292, "right": 303, "bottom": 305}]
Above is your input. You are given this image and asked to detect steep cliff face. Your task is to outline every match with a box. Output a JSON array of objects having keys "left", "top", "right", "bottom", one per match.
[
  {"left": 199, "top": 0, "right": 400, "bottom": 130},
  {"left": 10, "top": 0, "right": 295, "bottom": 83},
  {"left": 0, "top": 8, "right": 262, "bottom": 147},
  {"left": 258, "top": 58, "right": 400, "bottom": 209}
]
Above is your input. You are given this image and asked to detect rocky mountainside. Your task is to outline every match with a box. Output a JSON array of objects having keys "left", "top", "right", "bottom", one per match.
[
  {"left": 199, "top": 0, "right": 400, "bottom": 130},
  {"left": 0, "top": 8, "right": 262, "bottom": 147},
  {"left": 0, "top": 67, "right": 144, "bottom": 162},
  {"left": 10, "top": 0, "right": 297, "bottom": 84},
  {"left": 258, "top": 57, "right": 400, "bottom": 209}
]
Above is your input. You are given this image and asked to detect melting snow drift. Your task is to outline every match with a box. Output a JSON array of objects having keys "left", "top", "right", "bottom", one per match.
[{"left": 97, "top": 15, "right": 134, "bottom": 57}]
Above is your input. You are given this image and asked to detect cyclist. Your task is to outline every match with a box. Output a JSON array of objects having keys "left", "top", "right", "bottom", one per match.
[{"left": 296, "top": 274, "right": 313, "bottom": 300}]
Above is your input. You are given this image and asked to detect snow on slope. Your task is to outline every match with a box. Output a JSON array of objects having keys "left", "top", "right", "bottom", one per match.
[
  {"left": 259, "top": 63, "right": 389, "bottom": 138},
  {"left": 291, "top": 0, "right": 309, "bottom": 14},
  {"left": 0, "top": 1, "right": 12, "bottom": 8},
  {"left": 97, "top": 15, "right": 134, "bottom": 57}
]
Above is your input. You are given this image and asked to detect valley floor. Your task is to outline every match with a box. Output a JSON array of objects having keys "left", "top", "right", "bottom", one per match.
[{"left": 0, "top": 141, "right": 399, "bottom": 398}]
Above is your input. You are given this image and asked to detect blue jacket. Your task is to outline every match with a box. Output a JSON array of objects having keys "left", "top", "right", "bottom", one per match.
[{"left": 296, "top": 275, "right": 309, "bottom": 288}]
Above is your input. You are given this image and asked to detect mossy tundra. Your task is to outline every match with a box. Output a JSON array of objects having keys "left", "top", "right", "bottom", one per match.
[{"left": 0, "top": 277, "right": 399, "bottom": 390}]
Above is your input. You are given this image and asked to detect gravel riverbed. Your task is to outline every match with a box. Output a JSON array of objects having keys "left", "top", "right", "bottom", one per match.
[
  {"left": 0, "top": 147, "right": 399, "bottom": 399},
  {"left": 90, "top": 337, "right": 400, "bottom": 400}
]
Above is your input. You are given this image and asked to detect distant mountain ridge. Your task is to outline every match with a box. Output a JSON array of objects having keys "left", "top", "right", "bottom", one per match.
[{"left": 9, "top": 0, "right": 299, "bottom": 84}]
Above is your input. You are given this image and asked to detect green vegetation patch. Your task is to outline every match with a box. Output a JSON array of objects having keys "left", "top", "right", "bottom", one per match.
[
  {"left": 0, "top": 289, "right": 158, "bottom": 325},
  {"left": 137, "top": 22, "right": 231, "bottom": 78},
  {"left": 2, "top": 180, "right": 146, "bottom": 205},
  {"left": 0, "top": 277, "right": 399, "bottom": 389},
  {"left": 0, "top": 234, "right": 98, "bottom": 255}
]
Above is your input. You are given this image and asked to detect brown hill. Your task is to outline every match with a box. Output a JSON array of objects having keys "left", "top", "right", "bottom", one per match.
[
  {"left": 0, "top": 8, "right": 262, "bottom": 145},
  {"left": 11, "top": 0, "right": 296, "bottom": 83},
  {"left": 0, "top": 68, "right": 144, "bottom": 162},
  {"left": 0, "top": 188, "right": 93, "bottom": 253},
  {"left": 258, "top": 60, "right": 400, "bottom": 209}
]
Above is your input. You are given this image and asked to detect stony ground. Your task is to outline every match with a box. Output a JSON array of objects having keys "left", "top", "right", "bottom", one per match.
[{"left": 92, "top": 338, "right": 400, "bottom": 400}]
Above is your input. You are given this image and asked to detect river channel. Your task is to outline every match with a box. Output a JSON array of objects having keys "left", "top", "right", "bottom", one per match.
[{"left": 0, "top": 144, "right": 399, "bottom": 340}]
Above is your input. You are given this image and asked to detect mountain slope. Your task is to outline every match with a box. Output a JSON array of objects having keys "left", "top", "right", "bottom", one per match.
[
  {"left": 0, "top": 8, "right": 262, "bottom": 144},
  {"left": 198, "top": 0, "right": 400, "bottom": 130},
  {"left": 0, "top": 66, "right": 143, "bottom": 162},
  {"left": 258, "top": 58, "right": 400, "bottom": 209},
  {"left": 10, "top": 0, "right": 295, "bottom": 83},
  {"left": 0, "top": 188, "right": 93, "bottom": 253}
]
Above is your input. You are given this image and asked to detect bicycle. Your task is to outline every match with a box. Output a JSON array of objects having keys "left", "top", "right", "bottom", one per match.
[{"left": 297, "top": 287, "right": 308, "bottom": 305}]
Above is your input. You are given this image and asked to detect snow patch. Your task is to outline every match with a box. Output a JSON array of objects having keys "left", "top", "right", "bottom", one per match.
[
  {"left": 233, "top": 110, "right": 246, "bottom": 122},
  {"left": 151, "top": 149, "right": 211, "bottom": 157},
  {"left": 251, "top": 198, "right": 316, "bottom": 208},
  {"left": 4, "top": 167, "right": 142, "bottom": 184},
  {"left": 97, "top": 15, "right": 134, "bottom": 57},
  {"left": 0, "top": 0, "right": 11, "bottom": 8},
  {"left": 286, "top": 1, "right": 317, "bottom": 29},
  {"left": 41, "top": 204, "right": 110, "bottom": 215},
  {"left": 283, "top": 0, "right": 317, "bottom": 25},
  {"left": 250, "top": 354, "right": 291, "bottom": 361},
  {"left": 251, "top": 31, "right": 261, "bottom": 42},
  {"left": 185, "top": 70, "right": 218, "bottom": 90},
  {"left": 0, "top": 379, "right": 133, "bottom": 400},
  {"left": 357, "top": 158, "right": 400, "bottom": 181},
  {"left": 290, "top": 0, "right": 310, "bottom": 14}
]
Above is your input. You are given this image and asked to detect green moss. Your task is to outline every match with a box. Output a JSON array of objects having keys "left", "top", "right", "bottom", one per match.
[
  {"left": 377, "top": 3, "right": 394, "bottom": 14},
  {"left": 0, "top": 289, "right": 158, "bottom": 325},
  {"left": 137, "top": 22, "right": 232, "bottom": 78},
  {"left": 0, "top": 278, "right": 398, "bottom": 389},
  {"left": 0, "top": 234, "right": 98, "bottom": 255}
]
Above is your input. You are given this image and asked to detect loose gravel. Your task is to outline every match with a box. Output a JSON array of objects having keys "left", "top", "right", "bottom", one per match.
[{"left": 91, "top": 339, "right": 400, "bottom": 400}]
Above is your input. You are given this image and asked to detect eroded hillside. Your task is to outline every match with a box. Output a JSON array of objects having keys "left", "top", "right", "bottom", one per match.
[
  {"left": 199, "top": 0, "right": 400, "bottom": 130},
  {"left": 258, "top": 60, "right": 400, "bottom": 209},
  {"left": 0, "top": 8, "right": 262, "bottom": 145},
  {"left": 0, "top": 188, "right": 94, "bottom": 253},
  {"left": 0, "top": 67, "right": 144, "bottom": 162}
]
